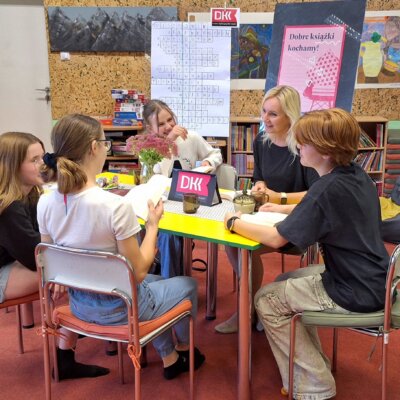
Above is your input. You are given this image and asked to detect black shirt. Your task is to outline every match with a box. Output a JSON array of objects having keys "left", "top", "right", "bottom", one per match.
[
  {"left": 253, "top": 133, "right": 319, "bottom": 192},
  {"left": 277, "top": 163, "right": 389, "bottom": 312},
  {"left": 0, "top": 200, "right": 40, "bottom": 271}
]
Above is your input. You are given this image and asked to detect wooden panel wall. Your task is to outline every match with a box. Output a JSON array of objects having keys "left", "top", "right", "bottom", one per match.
[{"left": 44, "top": 0, "right": 399, "bottom": 120}]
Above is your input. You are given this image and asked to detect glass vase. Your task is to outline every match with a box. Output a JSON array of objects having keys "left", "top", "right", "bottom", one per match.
[{"left": 139, "top": 160, "right": 155, "bottom": 184}]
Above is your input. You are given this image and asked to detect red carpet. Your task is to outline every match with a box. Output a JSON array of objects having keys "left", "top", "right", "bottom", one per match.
[{"left": 1, "top": 242, "right": 399, "bottom": 399}]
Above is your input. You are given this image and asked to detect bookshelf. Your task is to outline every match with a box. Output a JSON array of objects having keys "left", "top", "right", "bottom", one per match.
[
  {"left": 230, "top": 116, "right": 261, "bottom": 190},
  {"left": 103, "top": 125, "right": 142, "bottom": 175},
  {"left": 229, "top": 116, "right": 388, "bottom": 194},
  {"left": 355, "top": 116, "right": 388, "bottom": 196},
  {"left": 205, "top": 137, "right": 229, "bottom": 163}
]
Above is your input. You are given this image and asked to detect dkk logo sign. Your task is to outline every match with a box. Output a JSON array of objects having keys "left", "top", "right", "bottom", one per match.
[
  {"left": 211, "top": 8, "right": 240, "bottom": 27},
  {"left": 169, "top": 169, "right": 222, "bottom": 207},
  {"left": 176, "top": 172, "right": 210, "bottom": 196}
]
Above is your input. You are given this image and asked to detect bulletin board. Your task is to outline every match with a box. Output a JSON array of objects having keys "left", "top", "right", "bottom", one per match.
[{"left": 44, "top": 0, "right": 399, "bottom": 121}]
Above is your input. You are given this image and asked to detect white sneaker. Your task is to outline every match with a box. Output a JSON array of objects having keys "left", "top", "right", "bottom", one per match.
[{"left": 214, "top": 313, "right": 238, "bottom": 334}]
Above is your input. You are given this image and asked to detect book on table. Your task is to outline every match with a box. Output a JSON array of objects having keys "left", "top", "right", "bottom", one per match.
[
  {"left": 192, "top": 165, "right": 214, "bottom": 174},
  {"left": 240, "top": 212, "right": 287, "bottom": 227},
  {"left": 124, "top": 174, "right": 171, "bottom": 221}
]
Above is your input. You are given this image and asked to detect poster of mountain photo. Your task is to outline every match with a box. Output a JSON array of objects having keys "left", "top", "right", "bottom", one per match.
[{"left": 47, "top": 6, "right": 178, "bottom": 53}]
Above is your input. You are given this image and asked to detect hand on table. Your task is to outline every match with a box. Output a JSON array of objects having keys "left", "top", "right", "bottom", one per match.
[
  {"left": 224, "top": 211, "right": 242, "bottom": 230},
  {"left": 259, "top": 202, "right": 284, "bottom": 213}
]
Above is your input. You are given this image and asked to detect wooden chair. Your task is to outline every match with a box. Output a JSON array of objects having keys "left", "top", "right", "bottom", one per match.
[
  {"left": 288, "top": 244, "right": 400, "bottom": 400},
  {"left": 1, "top": 292, "right": 39, "bottom": 354},
  {"left": 35, "top": 243, "right": 195, "bottom": 400}
]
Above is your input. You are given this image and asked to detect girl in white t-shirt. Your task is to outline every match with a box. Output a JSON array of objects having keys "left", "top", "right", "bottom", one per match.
[
  {"left": 140, "top": 100, "right": 223, "bottom": 278},
  {"left": 39, "top": 114, "right": 204, "bottom": 381}
]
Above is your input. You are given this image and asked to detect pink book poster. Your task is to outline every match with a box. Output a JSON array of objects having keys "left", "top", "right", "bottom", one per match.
[{"left": 277, "top": 25, "right": 346, "bottom": 112}]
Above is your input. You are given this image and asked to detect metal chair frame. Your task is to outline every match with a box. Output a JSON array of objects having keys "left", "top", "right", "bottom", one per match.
[
  {"left": 0, "top": 292, "right": 39, "bottom": 354},
  {"left": 288, "top": 244, "right": 400, "bottom": 400},
  {"left": 35, "top": 243, "right": 194, "bottom": 400}
]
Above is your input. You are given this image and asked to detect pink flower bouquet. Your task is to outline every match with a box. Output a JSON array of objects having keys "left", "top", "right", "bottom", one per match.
[{"left": 126, "top": 134, "right": 177, "bottom": 166}]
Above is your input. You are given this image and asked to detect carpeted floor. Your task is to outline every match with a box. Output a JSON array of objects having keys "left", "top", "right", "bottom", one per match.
[{"left": 1, "top": 242, "right": 399, "bottom": 399}]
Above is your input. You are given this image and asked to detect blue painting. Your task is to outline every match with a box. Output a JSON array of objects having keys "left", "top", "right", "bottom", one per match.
[{"left": 231, "top": 24, "right": 273, "bottom": 79}]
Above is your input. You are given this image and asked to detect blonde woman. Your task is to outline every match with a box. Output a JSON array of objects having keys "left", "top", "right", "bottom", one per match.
[{"left": 216, "top": 86, "right": 319, "bottom": 333}]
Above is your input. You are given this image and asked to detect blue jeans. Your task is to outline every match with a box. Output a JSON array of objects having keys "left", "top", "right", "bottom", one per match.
[
  {"left": 69, "top": 274, "right": 197, "bottom": 358},
  {"left": 157, "top": 232, "right": 183, "bottom": 278}
]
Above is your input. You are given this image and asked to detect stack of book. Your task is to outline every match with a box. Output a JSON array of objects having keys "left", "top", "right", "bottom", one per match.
[{"left": 111, "top": 89, "right": 147, "bottom": 126}]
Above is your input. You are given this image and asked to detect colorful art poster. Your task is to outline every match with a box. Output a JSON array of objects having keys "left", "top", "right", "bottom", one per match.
[
  {"left": 356, "top": 12, "right": 400, "bottom": 88},
  {"left": 187, "top": 12, "right": 274, "bottom": 89},
  {"left": 278, "top": 25, "right": 346, "bottom": 113},
  {"left": 231, "top": 24, "right": 273, "bottom": 80}
]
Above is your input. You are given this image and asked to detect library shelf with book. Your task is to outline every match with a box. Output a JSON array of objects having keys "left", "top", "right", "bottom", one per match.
[
  {"left": 230, "top": 116, "right": 260, "bottom": 190},
  {"left": 228, "top": 115, "right": 388, "bottom": 195},
  {"left": 354, "top": 116, "right": 388, "bottom": 196},
  {"left": 103, "top": 124, "right": 143, "bottom": 176}
]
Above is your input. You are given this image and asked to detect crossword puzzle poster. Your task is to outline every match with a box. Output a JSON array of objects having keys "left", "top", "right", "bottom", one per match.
[
  {"left": 278, "top": 25, "right": 346, "bottom": 112},
  {"left": 151, "top": 22, "right": 231, "bottom": 137}
]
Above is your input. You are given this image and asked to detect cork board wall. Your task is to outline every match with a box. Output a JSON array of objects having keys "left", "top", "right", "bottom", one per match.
[{"left": 44, "top": 0, "right": 399, "bottom": 120}]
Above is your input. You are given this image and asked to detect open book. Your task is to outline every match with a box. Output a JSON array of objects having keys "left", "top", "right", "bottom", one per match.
[
  {"left": 240, "top": 212, "right": 287, "bottom": 227},
  {"left": 219, "top": 189, "right": 239, "bottom": 202},
  {"left": 192, "top": 165, "right": 214, "bottom": 174},
  {"left": 124, "top": 174, "right": 171, "bottom": 221}
]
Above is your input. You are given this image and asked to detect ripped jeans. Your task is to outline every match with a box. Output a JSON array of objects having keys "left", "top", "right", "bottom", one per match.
[{"left": 255, "top": 265, "right": 351, "bottom": 400}]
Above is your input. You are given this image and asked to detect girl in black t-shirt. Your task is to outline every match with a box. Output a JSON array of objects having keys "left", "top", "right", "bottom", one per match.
[{"left": 224, "top": 108, "right": 389, "bottom": 399}]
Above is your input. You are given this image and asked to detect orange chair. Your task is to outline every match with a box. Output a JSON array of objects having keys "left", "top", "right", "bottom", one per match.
[
  {"left": 35, "top": 243, "right": 195, "bottom": 400},
  {"left": 0, "top": 292, "right": 39, "bottom": 354}
]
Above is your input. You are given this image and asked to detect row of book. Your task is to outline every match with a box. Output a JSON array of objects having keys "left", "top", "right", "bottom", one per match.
[
  {"left": 358, "top": 125, "right": 384, "bottom": 148},
  {"left": 353, "top": 150, "right": 383, "bottom": 172},
  {"left": 231, "top": 154, "right": 254, "bottom": 175},
  {"left": 237, "top": 177, "right": 253, "bottom": 191},
  {"left": 231, "top": 124, "right": 259, "bottom": 152}
]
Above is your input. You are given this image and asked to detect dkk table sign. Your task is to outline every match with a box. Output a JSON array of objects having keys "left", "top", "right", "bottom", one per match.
[{"left": 168, "top": 169, "right": 222, "bottom": 207}]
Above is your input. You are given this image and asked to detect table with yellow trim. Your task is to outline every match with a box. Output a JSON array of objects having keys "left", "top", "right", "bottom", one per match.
[{"left": 98, "top": 172, "right": 261, "bottom": 400}]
